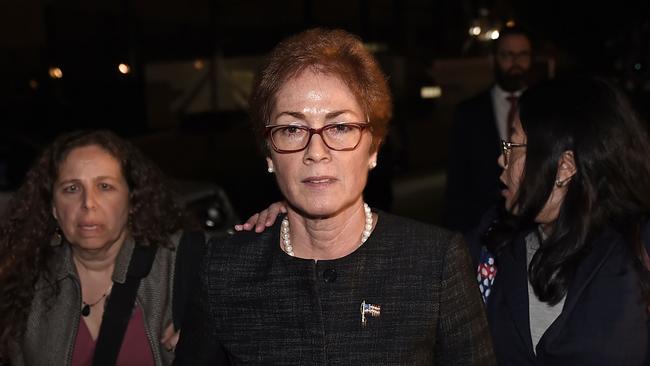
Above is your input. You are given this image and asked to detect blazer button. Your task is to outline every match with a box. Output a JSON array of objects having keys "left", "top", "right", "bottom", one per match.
[{"left": 323, "top": 268, "right": 337, "bottom": 283}]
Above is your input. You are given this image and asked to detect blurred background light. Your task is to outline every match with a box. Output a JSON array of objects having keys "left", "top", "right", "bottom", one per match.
[
  {"left": 420, "top": 86, "right": 442, "bottom": 99},
  {"left": 48, "top": 67, "right": 63, "bottom": 79},
  {"left": 118, "top": 63, "right": 131, "bottom": 74}
]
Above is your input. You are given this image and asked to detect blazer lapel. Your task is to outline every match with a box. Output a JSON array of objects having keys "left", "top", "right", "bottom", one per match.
[
  {"left": 537, "top": 227, "right": 619, "bottom": 348},
  {"left": 496, "top": 231, "right": 536, "bottom": 356}
]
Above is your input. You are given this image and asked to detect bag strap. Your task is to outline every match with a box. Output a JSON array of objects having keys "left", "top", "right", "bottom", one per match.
[
  {"left": 92, "top": 245, "right": 157, "bottom": 366},
  {"left": 172, "top": 230, "right": 206, "bottom": 330}
]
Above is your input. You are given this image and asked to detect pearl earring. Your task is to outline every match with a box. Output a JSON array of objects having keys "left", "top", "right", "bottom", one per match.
[
  {"left": 267, "top": 166, "right": 274, "bottom": 173},
  {"left": 370, "top": 161, "right": 377, "bottom": 169}
]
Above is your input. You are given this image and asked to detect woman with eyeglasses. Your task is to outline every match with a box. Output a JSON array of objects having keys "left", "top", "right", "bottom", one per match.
[
  {"left": 173, "top": 28, "right": 494, "bottom": 365},
  {"left": 471, "top": 76, "right": 650, "bottom": 365}
]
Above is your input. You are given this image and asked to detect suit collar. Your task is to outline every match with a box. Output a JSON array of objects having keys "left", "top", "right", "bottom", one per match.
[{"left": 492, "top": 84, "right": 526, "bottom": 98}]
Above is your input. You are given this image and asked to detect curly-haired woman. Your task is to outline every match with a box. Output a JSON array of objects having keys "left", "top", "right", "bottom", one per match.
[{"left": 0, "top": 130, "right": 201, "bottom": 365}]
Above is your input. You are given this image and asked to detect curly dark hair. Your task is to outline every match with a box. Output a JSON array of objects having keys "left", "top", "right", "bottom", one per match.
[{"left": 0, "top": 130, "right": 184, "bottom": 359}]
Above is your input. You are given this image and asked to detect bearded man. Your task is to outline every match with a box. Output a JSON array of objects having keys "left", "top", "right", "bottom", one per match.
[{"left": 444, "top": 26, "right": 533, "bottom": 232}]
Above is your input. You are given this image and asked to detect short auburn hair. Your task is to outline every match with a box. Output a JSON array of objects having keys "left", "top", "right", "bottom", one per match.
[{"left": 249, "top": 28, "right": 393, "bottom": 154}]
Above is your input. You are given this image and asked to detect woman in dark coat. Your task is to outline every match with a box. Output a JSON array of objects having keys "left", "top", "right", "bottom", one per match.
[
  {"left": 174, "top": 28, "right": 494, "bottom": 365},
  {"left": 472, "top": 77, "right": 650, "bottom": 365}
]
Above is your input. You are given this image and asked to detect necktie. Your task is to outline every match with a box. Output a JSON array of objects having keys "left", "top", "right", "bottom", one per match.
[{"left": 506, "top": 95, "right": 519, "bottom": 132}]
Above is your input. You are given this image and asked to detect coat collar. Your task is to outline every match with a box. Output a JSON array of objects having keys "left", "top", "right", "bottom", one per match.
[
  {"left": 51, "top": 236, "right": 136, "bottom": 284},
  {"left": 495, "top": 229, "right": 536, "bottom": 358},
  {"left": 536, "top": 227, "right": 619, "bottom": 349},
  {"left": 498, "top": 226, "right": 621, "bottom": 356}
]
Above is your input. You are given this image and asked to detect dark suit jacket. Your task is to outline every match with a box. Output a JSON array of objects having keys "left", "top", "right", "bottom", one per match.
[
  {"left": 174, "top": 211, "right": 495, "bottom": 365},
  {"left": 466, "top": 212, "right": 650, "bottom": 365},
  {"left": 444, "top": 88, "right": 503, "bottom": 233}
]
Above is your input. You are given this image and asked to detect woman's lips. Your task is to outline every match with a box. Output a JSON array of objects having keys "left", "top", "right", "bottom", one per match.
[
  {"left": 77, "top": 222, "right": 103, "bottom": 233},
  {"left": 302, "top": 176, "right": 337, "bottom": 187},
  {"left": 499, "top": 181, "right": 509, "bottom": 197}
]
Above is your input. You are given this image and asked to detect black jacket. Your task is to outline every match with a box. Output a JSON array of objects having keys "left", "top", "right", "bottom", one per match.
[
  {"left": 467, "top": 211, "right": 650, "bottom": 365},
  {"left": 174, "top": 211, "right": 495, "bottom": 365}
]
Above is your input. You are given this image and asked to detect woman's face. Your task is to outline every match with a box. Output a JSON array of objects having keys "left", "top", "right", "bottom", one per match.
[
  {"left": 499, "top": 116, "right": 527, "bottom": 213},
  {"left": 498, "top": 116, "right": 572, "bottom": 225},
  {"left": 52, "top": 145, "right": 130, "bottom": 252},
  {"left": 267, "top": 69, "right": 377, "bottom": 218}
]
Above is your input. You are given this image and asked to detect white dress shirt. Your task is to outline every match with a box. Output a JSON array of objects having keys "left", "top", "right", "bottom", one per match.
[{"left": 491, "top": 84, "right": 525, "bottom": 140}]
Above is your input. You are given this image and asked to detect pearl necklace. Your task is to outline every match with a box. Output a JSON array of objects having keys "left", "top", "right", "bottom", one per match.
[{"left": 281, "top": 203, "right": 373, "bottom": 257}]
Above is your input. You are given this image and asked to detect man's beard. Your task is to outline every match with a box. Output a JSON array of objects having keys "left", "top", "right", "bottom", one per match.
[{"left": 495, "top": 66, "right": 528, "bottom": 92}]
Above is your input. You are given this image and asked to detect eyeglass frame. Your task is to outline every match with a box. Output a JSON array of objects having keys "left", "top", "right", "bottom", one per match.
[
  {"left": 501, "top": 139, "right": 527, "bottom": 166},
  {"left": 265, "top": 122, "right": 372, "bottom": 154}
]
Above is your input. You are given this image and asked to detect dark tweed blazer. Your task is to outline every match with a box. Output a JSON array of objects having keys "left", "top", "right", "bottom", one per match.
[{"left": 174, "top": 211, "right": 495, "bottom": 365}]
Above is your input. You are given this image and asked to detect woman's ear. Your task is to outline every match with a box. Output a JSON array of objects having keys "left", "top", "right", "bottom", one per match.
[
  {"left": 555, "top": 150, "right": 577, "bottom": 187},
  {"left": 370, "top": 136, "right": 382, "bottom": 155}
]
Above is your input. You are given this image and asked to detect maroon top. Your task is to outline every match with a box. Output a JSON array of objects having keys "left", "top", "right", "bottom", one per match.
[{"left": 71, "top": 305, "right": 155, "bottom": 366}]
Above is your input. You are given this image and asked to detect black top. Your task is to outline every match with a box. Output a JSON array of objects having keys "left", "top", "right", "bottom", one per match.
[{"left": 174, "top": 211, "right": 495, "bottom": 365}]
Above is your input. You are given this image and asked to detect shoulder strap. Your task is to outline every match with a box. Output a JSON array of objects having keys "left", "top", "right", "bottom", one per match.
[
  {"left": 92, "top": 245, "right": 157, "bottom": 366},
  {"left": 173, "top": 230, "right": 206, "bottom": 330}
]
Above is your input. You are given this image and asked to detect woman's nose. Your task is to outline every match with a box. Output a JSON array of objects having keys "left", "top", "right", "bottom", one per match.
[
  {"left": 303, "top": 133, "right": 331, "bottom": 164},
  {"left": 497, "top": 153, "right": 506, "bottom": 169},
  {"left": 82, "top": 190, "right": 97, "bottom": 209}
]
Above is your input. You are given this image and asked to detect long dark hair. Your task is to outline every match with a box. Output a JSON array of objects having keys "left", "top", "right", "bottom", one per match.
[
  {"left": 0, "top": 130, "right": 184, "bottom": 359},
  {"left": 487, "top": 77, "right": 650, "bottom": 306}
]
